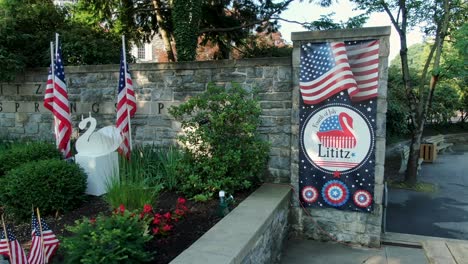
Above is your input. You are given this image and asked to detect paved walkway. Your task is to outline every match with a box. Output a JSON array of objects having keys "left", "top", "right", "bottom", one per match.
[
  {"left": 386, "top": 145, "right": 468, "bottom": 239},
  {"left": 281, "top": 239, "right": 428, "bottom": 264}
]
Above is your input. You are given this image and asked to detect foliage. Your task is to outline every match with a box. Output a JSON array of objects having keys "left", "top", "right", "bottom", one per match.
[
  {"left": 154, "top": 146, "right": 185, "bottom": 191},
  {"left": 0, "top": 159, "right": 87, "bottom": 221},
  {"left": 139, "top": 198, "right": 188, "bottom": 236},
  {"left": 169, "top": 83, "right": 269, "bottom": 197},
  {"left": 235, "top": 32, "right": 292, "bottom": 58},
  {"left": 105, "top": 144, "right": 185, "bottom": 209},
  {"left": 427, "top": 82, "right": 461, "bottom": 124},
  {"left": 62, "top": 208, "right": 153, "bottom": 263},
  {"left": 172, "top": 0, "right": 202, "bottom": 61},
  {"left": 304, "top": 12, "right": 368, "bottom": 31},
  {"left": 0, "top": 141, "right": 62, "bottom": 177},
  {"left": 0, "top": 0, "right": 123, "bottom": 81},
  {"left": 105, "top": 145, "right": 164, "bottom": 211}
]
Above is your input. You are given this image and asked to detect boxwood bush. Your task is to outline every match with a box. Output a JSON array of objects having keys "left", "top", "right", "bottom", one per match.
[
  {"left": 0, "top": 159, "right": 87, "bottom": 220},
  {"left": 62, "top": 210, "right": 153, "bottom": 263},
  {"left": 169, "top": 83, "right": 270, "bottom": 198},
  {"left": 0, "top": 141, "right": 62, "bottom": 176}
]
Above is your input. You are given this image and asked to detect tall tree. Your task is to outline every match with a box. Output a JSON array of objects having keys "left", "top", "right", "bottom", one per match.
[{"left": 351, "top": 0, "right": 465, "bottom": 184}]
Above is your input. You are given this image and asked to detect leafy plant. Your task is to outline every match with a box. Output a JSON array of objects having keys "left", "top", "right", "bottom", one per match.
[
  {"left": 0, "top": 159, "right": 86, "bottom": 221},
  {"left": 169, "top": 83, "right": 270, "bottom": 198},
  {"left": 105, "top": 145, "right": 165, "bottom": 210},
  {"left": 154, "top": 146, "right": 185, "bottom": 190},
  {"left": 0, "top": 141, "right": 62, "bottom": 177},
  {"left": 62, "top": 208, "right": 153, "bottom": 263}
]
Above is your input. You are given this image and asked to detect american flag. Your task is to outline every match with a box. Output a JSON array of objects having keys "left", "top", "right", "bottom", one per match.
[
  {"left": 299, "top": 40, "right": 380, "bottom": 104},
  {"left": 0, "top": 226, "right": 28, "bottom": 264},
  {"left": 27, "top": 214, "right": 59, "bottom": 264},
  {"left": 345, "top": 40, "right": 380, "bottom": 102},
  {"left": 43, "top": 43, "right": 72, "bottom": 158},
  {"left": 300, "top": 42, "right": 358, "bottom": 105},
  {"left": 116, "top": 49, "right": 136, "bottom": 159}
]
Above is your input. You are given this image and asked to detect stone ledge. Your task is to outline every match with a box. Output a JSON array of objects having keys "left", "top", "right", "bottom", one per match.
[
  {"left": 24, "top": 57, "right": 292, "bottom": 74},
  {"left": 170, "top": 184, "right": 291, "bottom": 264}
]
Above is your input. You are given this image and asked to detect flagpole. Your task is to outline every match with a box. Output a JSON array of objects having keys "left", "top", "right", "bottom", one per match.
[
  {"left": 50, "top": 41, "right": 59, "bottom": 147},
  {"left": 1, "top": 215, "right": 14, "bottom": 264},
  {"left": 36, "top": 208, "right": 47, "bottom": 264},
  {"left": 121, "top": 35, "right": 133, "bottom": 151}
]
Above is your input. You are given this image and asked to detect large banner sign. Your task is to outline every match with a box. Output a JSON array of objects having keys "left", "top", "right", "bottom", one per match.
[{"left": 299, "top": 40, "right": 379, "bottom": 213}]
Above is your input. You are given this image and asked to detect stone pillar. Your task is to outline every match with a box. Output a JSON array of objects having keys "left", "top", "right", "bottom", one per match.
[{"left": 289, "top": 27, "right": 390, "bottom": 247}]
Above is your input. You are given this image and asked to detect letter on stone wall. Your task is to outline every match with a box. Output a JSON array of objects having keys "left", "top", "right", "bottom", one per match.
[{"left": 92, "top": 103, "right": 99, "bottom": 113}]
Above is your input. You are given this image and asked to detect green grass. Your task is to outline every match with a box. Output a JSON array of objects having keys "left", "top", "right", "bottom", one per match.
[
  {"left": 104, "top": 144, "right": 184, "bottom": 210},
  {"left": 388, "top": 180, "right": 438, "bottom": 193}
]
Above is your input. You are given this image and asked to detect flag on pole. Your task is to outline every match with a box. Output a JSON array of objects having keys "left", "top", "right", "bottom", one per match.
[
  {"left": 116, "top": 42, "right": 136, "bottom": 159},
  {"left": 0, "top": 226, "right": 28, "bottom": 264},
  {"left": 27, "top": 213, "right": 60, "bottom": 264},
  {"left": 43, "top": 37, "right": 72, "bottom": 158}
]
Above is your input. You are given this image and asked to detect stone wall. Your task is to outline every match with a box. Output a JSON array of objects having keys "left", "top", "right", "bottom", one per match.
[
  {"left": 289, "top": 27, "right": 390, "bottom": 247},
  {"left": 0, "top": 58, "right": 292, "bottom": 182}
]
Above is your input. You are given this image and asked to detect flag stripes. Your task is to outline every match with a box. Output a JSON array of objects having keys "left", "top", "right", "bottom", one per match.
[
  {"left": 0, "top": 227, "right": 28, "bottom": 264},
  {"left": 116, "top": 48, "right": 136, "bottom": 159},
  {"left": 299, "top": 40, "right": 380, "bottom": 105},
  {"left": 43, "top": 41, "right": 72, "bottom": 158},
  {"left": 28, "top": 214, "right": 59, "bottom": 264}
]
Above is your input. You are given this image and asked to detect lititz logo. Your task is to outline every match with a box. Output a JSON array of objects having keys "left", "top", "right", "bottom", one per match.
[
  {"left": 317, "top": 112, "right": 357, "bottom": 149},
  {"left": 301, "top": 104, "right": 374, "bottom": 174}
]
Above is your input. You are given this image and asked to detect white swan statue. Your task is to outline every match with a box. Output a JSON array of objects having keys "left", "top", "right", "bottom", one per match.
[{"left": 75, "top": 114, "right": 123, "bottom": 157}]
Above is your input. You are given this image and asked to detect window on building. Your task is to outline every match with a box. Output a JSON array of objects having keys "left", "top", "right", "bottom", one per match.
[{"left": 137, "top": 46, "right": 146, "bottom": 60}]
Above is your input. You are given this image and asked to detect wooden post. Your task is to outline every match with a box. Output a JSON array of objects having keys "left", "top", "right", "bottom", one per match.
[{"left": 36, "top": 208, "right": 47, "bottom": 264}]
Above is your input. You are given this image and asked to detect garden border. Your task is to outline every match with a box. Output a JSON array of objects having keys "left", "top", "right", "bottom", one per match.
[{"left": 170, "top": 184, "right": 291, "bottom": 264}]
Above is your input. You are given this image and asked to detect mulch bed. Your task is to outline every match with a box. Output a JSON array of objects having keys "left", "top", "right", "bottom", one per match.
[{"left": 3, "top": 189, "right": 254, "bottom": 264}]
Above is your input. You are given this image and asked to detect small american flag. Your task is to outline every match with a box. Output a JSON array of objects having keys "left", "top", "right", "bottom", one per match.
[
  {"left": 299, "top": 40, "right": 380, "bottom": 104},
  {"left": 27, "top": 214, "right": 59, "bottom": 264},
  {"left": 43, "top": 43, "right": 72, "bottom": 158},
  {"left": 116, "top": 49, "right": 136, "bottom": 159},
  {"left": 0, "top": 226, "right": 28, "bottom": 264}
]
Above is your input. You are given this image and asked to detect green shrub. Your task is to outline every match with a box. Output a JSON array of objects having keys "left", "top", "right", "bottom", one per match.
[
  {"left": 0, "top": 141, "right": 62, "bottom": 176},
  {"left": 62, "top": 210, "right": 153, "bottom": 263},
  {"left": 0, "top": 159, "right": 86, "bottom": 220},
  {"left": 169, "top": 83, "right": 270, "bottom": 198}
]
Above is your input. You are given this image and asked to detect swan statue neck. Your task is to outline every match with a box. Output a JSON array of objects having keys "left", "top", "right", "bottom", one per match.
[{"left": 81, "top": 117, "right": 97, "bottom": 142}]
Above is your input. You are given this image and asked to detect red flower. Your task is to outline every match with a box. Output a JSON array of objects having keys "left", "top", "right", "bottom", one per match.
[
  {"left": 175, "top": 209, "right": 185, "bottom": 216},
  {"left": 90, "top": 218, "right": 96, "bottom": 224},
  {"left": 152, "top": 227, "right": 160, "bottom": 235},
  {"left": 143, "top": 204, "right": 153, "bottom": 213},
  {"left": 178, "top": 204, "right": 188, "bottom": 212},
  {"left": 119, "top": 204, "right": 125, "bottom": 213},
  {"left": 152, "top": 217, "right": 161, "bottom": 225},
  {"left": 177, "top": 197, "right": 186, "bottom": 205},
  {"left": 139, "top": 213, "right": 145, "bottom": 219},
  {"left": 164, "top": 212, "right": 171, "bottom": 220},
  {"left": 162, "top": 224, "right": 172, "bottom": 232}
]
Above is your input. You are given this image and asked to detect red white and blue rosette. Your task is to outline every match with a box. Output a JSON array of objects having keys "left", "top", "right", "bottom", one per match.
[
  {"left": 321, "top": 180, "right": 349, "bottom": 207},
  {"left": 353, "top": 190, "right": 372, "bottom": 208},
  {"left": 301, "top": 186, "right": 319, "bottom": 203}
]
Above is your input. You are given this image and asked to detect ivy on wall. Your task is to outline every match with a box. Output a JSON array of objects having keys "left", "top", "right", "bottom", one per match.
[{"left": 172, "top": 0, "right": 202, "bottom": 61}]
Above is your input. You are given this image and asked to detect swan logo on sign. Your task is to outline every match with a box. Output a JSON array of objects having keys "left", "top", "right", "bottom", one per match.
[{"left": 301, "top": 104, "right": 374, "bottom": 174}]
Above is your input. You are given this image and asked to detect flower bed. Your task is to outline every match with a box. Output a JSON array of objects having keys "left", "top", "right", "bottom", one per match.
[{"left": 2, "top": 190, "right": 253, "bottom": 263}]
